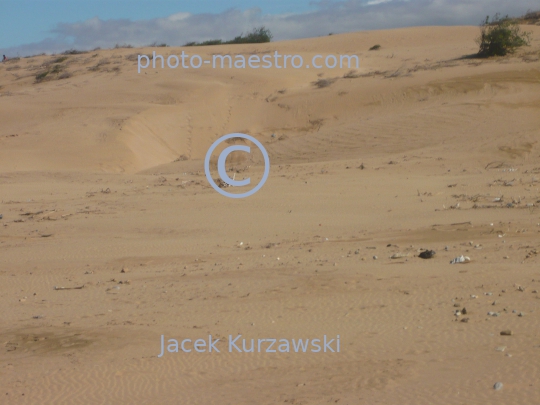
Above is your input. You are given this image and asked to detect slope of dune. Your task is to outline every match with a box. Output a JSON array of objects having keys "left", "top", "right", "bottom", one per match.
[
  {"left": 2, "top": 25, "right": 538, "bottom": 173},
  {"left": 1, "top": 25, "right": 540, "bottom": 405}
]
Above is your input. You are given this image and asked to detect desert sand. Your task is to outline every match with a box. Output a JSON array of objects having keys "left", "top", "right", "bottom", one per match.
[{"left": 1, "top": 25, "right": 540, "bottom": 404}]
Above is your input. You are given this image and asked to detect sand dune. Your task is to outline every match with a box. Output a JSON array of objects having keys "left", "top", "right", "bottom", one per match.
[{"left": 1, "top": 25, "right": 540, "bottom": 404}]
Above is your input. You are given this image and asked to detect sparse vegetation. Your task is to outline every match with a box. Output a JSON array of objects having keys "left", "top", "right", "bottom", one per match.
[
  {"left": 517, "top": 9, "right": 540, "bottom": 24},
  {"left": 35, "top": 71, "right": 50, "bottom": 82},
  {"left": 477, "top": 13, "right": 531, "bottom": 57},
  {"left": 343, "top": 70, "right": 360, "bottom": 79},
  {"left": 88, "top": 58, "right": 112, "bottom": 72},
  {"left": 52, "top": 56, "right": 68, "bottom": 63},
  {"left": 63, "top": 49, "right": 86, "bottom": 55},
  {"left": 184, "top": 26, "right": 272, "bottom": 47},
  {"left": 369, "top": 44, "right": 381, "bottom": 51},
  {"left": 126, "top": 53, "right": 152, "bottom": 61},
  {"left": 313, "top": 78, "right": 337, "bottom": 88},
  {"left": 185, "top": 39, "right": 223, "bottom": 47},
  {"left": 50, "top": 64, "right": 63, "bottom": 74},
  {"left": 148, "top": 42, "right": 168, "bottom": 47},
  {"left": 114, "top": 43, "right": 133, "bottom": 49}
]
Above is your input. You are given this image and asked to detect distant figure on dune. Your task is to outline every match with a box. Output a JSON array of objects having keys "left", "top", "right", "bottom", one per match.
[{"left": 2, "top": 55, "right": 7, "bottom": 62}]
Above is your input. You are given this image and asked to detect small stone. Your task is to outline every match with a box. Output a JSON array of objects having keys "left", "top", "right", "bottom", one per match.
[
  {"left": 373, "top": 255, "right": 378, "bottom": 260},
  {"left": 354, "top": 249, "right": 360, "bottom": 254},
  {"left": 493, "top": 382, "right": 503, "bottom": 391},
  {"left": 418, "top": 250, "right": 436, "bottom": 259},
  {"left": 461, "top": 307, "right": 467, "bottom": 315},
  {"left": 460, "top": 318, "right": 469, "bottom": 323},
  {"left": 500, "top": 330, "right": 513, "bottom": 336},
  {"left": 485, "top": 292, "right": 493, "bottom": 296},
  {"left": 453, "top": 303, "right": 461, "bottom": 307},
  {"left": 487, "top": 311, "right": 500, "bottom": 317},
  {"left": 495, "top": 346, "right": 506, "bottom": 352},
  {"left": 492, "top": 301, "right": 497, "bottom": 305},
  {"left": 518, "top": 312, "right": 525, "bottom": 317},
  {"left": 121, "top": 267, "right": 129, "bottom": 273}
]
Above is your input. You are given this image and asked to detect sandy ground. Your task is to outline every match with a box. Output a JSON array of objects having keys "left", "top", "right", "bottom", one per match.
[{"left": 1, "top": 25, "right": 540, "bottom": 404}]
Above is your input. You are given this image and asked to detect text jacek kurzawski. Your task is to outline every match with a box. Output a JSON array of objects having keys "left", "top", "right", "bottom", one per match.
[{"left": 158, "top": 334, "right": 340, "bottom": 356}]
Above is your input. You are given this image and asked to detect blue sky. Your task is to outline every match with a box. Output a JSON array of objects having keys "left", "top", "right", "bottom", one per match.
[
  {"left": 2, "top": 0, "right": 537, "bottom": 56},
  {"left": 1, "top": 1, "right": 314, "bottom": 49}
]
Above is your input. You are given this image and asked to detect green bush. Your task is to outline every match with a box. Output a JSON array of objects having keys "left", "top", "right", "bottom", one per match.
[
  {"left": 229, "top": 27, "right": 272, "bottom": 44},
  {"left": 184, "top": 26, "right": 272, "bottom": 47},
  {"left": 477, "top": 13, "right": 531, "bottom": 57}
]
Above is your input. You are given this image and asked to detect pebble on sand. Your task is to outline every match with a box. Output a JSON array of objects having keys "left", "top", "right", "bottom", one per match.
[
  {"left": 500, "top": 330, "right": 513, "bottom": 336},
  {"left": 450, "top": 255, "right": 470, "bottom": 264},
  {"left": 390, "top": 252, "right": 408, "bottom": 259},
  {"left": 493, "top": 382, "right": 503, "bottom": 391}
]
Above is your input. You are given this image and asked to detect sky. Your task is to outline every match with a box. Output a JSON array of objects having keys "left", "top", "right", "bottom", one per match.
[{"left": 2, "top": 0, "right": 538, "bottom": 56}]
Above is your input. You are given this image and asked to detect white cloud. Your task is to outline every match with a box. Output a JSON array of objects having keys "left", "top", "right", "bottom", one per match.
[
  {"left": 2, "top": 0, "right": 538, "bottom": 56},
  {"left": 168, "top": 12, "right": 192, "bottom": 22}
]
